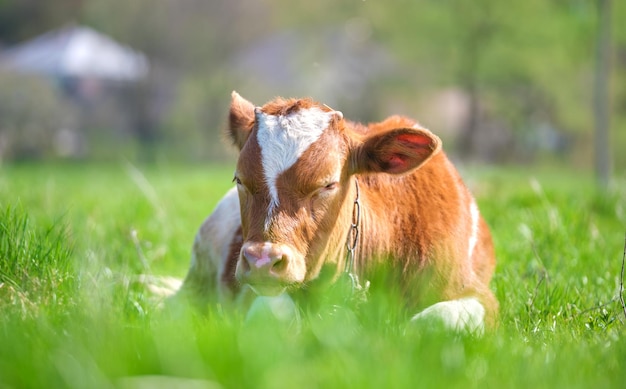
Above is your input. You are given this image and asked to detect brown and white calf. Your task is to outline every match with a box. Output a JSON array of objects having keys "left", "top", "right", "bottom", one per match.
[{"left": 180, "top": 92, "right": 498, "bottom": 332}]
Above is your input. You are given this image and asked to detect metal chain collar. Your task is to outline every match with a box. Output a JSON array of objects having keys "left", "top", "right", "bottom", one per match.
[
  {"left": 345, "top": 178, "right": 360, "bottom": 275},
  {"left": 343, "top": 179, "right": 369, "bottom": 301}
]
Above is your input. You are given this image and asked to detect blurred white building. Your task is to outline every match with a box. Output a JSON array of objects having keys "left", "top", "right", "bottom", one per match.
[
  {"left": 0, "top": 25, "right": 150, "bottom": 160},
  {"left": 0, "top": 24, "right": 147, "bottom": 83}
]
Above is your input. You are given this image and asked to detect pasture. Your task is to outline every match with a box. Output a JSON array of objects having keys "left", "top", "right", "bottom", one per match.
[{"left": 0, "top": 162, "right": 624, "bottom": 388}]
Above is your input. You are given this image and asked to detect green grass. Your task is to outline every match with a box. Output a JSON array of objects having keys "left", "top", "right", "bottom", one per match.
[{"left": 0, "top": 162, "right": 625, "bottom": 388}]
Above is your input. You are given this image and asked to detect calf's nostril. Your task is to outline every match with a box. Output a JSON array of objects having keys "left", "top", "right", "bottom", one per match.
[
  {"left": 240, "top": 256, "right": 251, "bottom": 272},
  {"left": 270, "top": 256, "right": 288, "bottom": 274}
]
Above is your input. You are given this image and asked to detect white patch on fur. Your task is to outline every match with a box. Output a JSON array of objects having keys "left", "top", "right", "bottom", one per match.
[
  {"left": 468, "top": 199, "right": 479, "bottom": 260},
  {"left": 193, "top": 187, "right": 241, "bottom": 274},
  {"left": 410, "top": 297, "right": 485, "bottom": 334},
  {"left": 256, "top": 108, "right": 334, "bottom": 217}
]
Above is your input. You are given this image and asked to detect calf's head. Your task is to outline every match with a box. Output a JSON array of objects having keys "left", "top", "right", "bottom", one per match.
[{"left": 228, "top": 92, "right": 441, "bottom": 296}]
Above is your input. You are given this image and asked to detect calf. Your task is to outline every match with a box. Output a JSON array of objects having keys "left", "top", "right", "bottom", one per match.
[{"left": 180, "top": 92, "right": 498, "bottom": 332}]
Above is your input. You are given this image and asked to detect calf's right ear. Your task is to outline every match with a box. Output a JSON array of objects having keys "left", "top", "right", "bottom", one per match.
[{"left": 229, "top": 91, "right": 256, "bottom": 150}]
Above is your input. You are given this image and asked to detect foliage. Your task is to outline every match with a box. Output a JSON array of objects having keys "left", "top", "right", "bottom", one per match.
[
  {"left": 0, "top": 1, "right": 624, "bottom": 169},
  {"left": 0, "top": 163, "right": 624, "bottom": 388},
  {"left": 0, "top": 0, "right": 80, "bottom": 44},
  {"left": 0, "top": 71, "right": 80, "bottom": 161}
]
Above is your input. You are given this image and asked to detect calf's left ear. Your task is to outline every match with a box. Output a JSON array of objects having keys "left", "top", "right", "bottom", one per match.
[{"left": 353, "top": 126, "right": 442, "bottom": 175}]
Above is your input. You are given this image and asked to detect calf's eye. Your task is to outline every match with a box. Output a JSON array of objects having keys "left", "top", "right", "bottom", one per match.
[{"left": 314, "top": 182, "right": 339, "bottom": 196}]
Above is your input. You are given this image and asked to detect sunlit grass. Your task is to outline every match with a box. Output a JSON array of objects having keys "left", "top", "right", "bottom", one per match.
[
  {"left": 0, "top": 204, "right": 76, "bottom": 319},
  {"left": 0, "top": 162, "right": 624, "bottom": 388}
]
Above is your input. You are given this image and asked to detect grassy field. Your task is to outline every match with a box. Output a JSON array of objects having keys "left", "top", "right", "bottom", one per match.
[{"left": 0, "top": 162, "right": 625, "bottom": 388}]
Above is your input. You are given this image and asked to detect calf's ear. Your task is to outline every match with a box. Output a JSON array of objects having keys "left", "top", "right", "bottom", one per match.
[
  {"left": 229, "top": 91, "right": 256, "bottom": 150},
  {"left": 352, "top": 126, "right": 442, "bottom": 175}
]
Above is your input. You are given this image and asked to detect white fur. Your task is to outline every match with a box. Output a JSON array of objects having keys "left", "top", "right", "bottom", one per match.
[
  {"left": 410, "top": 297, "right": 485, "bottom": 334},
  {"left": 192, "top": 187, "right": 241, "bottom": 278},
  {"left": 256, "top": 108, "right": 334, "bottom": 218},
  {"left": 468, "top": 199, "right": 479, "bottom": 260}
]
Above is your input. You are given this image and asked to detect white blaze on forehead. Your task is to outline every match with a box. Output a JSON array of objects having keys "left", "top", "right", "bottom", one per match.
[{"left": 256, "top": 107, "right": 336, "bottom": 213}]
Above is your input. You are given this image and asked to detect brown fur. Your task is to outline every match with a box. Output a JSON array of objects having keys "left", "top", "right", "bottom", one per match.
[
  {"left": 222, "top": 226, "right": 243, "bottom": 295},
  {"left": 183, "top": 92, "right": 498, "bottom": 328}
]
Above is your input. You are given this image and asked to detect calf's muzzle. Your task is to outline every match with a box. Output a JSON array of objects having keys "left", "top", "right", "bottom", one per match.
[{"left": 236, "top": 241, "right": 298, "bottom": 296}]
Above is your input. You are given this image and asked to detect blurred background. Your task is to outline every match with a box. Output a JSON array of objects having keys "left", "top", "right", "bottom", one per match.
[{"left": 0, "top": 0, "right": 623, "bottom": 182}]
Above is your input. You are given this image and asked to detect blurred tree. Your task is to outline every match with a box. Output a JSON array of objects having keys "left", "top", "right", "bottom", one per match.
[
  {"left": 448, "top": 0, "right": 497, "bottom": 158},
  {"left": 0, "top": 72, "right": 80, "bottom": 160},
  {"left": 613, "top": 0, "right": 626, "bottom": 171},
  {"left": 0, "top": 0, "right": 82, "bottom": 45},
  {"left": 593, "top": 0, "right": 612, "bottom": 187}
]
